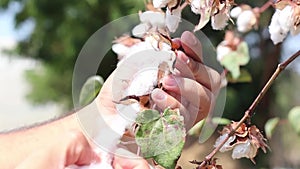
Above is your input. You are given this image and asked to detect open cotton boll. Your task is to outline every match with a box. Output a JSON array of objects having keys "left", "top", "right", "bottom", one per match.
[
  {"left": 269, "top": 9, "right": 288, "bottom": 44},
  {"left": 278, "top": 5, "right": 293, "bottom": 32},
  {"left": 112, "top": 49, "right": 175, "bottom": 112},
  {"left": 125, "top": 69, "right": 158, "bottom": 96},
  {"left": 231, "top": 140, "right": 257, "bottom": 160},
  {"left": 211, "top": 12, "right": 229, "bottom": 30},
  {"left": 236, "top": 10, "right": 256, "bottom": 32},
  {"left": 166, "top": 7, "right": 182, "bottom": 33},
  {"left": 112, "top": 43, "right": 130, "bottom": 58},
  {"left": 230, "top": 6, "right": 242, "bottom": 18},
  {"left": 132, "top": 23, "right": 151, "bottom": 38},
  {"left": 214, "top": 134, "right": 236, "bottom": 152},
  {"left": 153, "top": 0, "right": 170, "bottom": 8},
  {"left": 190, "top": 0, "right": 202, "bottom": 14},
  {"left": 139, "top": 11, "right": 166, "bottom": 28},
  {"left": 216, "top": 41, "right": 232, "bottom": 61}
]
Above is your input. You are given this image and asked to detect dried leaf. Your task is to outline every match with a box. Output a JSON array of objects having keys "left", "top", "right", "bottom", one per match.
[
  {"left": 274, "top": 0, "right": 290, "bottom": 10},
  {"left": 194, "top": 7, "right": 212, "bottom": 31}
]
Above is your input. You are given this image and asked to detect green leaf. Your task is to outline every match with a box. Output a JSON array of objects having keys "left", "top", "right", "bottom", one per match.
[
  {"left": 136, "top": 109, "right": 161, "bottom": 124},
  {"left": 135, "top": 108, "right": 186, "bottom": 168},
  {"left": 79, "top": 75, "right": 103, "bottom": 107},
  {"left": 288, "top": 106, "right": 300, "bottom": 135},
  {"left": 188, "top": 119, "right": 205, "bottom": 136},
  {"left": 220, "top": 42, "right": 250, "bottom": 79},
  {"left": 212, "top": 117, "right": 231, "bottom": 125},
  {"left": 264, "top": 117, "right": 280, "bottom": 139},
  {"left": 153, "top": 141, "right": 185, "bottom": 169},
  {"left": 226, "top": 69, "right": 252, "bottom": 83}
]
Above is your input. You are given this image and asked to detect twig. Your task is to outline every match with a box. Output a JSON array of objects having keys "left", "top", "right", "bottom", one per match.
[
  {"left": 197, "top": 50, "right": 300, "bottom": 168},
  {"left": 259, "top": 0, "right": 274, "bottom": 13}
]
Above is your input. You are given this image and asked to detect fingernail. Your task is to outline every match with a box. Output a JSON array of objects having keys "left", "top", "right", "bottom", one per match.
[
  {"left": 151, "top": 89, "right": 166, "bottom": 101},
  {"left": 178, "top": 52, "right": 190, "bottom": 64},
  {"left": 163, "top": 76, "right": 177, "bottom": 87},
  {"left": 187, "top": 34, "right": 198, "bottom": 46}
]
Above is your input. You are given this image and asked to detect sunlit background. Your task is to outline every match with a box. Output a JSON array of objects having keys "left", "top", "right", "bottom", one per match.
[{"left": 0, "top": 0, "right": 300, "bottom": 168}]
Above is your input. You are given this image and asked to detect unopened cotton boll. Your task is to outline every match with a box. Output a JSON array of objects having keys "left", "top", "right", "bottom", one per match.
[
  {"left": 236, "top": 10, "right": 256, "bottom": 32},
  {"left": 211, "top": 12, "right": 229, "bottom": 30}
]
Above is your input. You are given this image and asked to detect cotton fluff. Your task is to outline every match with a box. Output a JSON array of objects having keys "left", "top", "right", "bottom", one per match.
[
  {"left": 165, "top": 7, "right": 182, "bottom": 32},
  {"left": 211, "top": 12, "right": 229, "bottom": 30}
]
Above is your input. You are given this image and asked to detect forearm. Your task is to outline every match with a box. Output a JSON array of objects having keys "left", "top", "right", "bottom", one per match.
[{"left": 0, "top": 113, "right": 80, "bottom": 168}]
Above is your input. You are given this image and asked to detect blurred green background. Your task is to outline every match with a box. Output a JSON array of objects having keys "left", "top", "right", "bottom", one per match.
[{"left": 0, "top": 0, "right": 300, "bottom": 168}]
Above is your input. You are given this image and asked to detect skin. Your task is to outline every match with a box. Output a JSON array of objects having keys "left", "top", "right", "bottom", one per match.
[{"left": 0, "top": 31, "right": 220, "bottom": 169}]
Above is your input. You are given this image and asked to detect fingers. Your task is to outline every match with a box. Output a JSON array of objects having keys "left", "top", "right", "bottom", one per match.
[
  {"left": 151, "top": 79, "right": 213, "bottom": 129},
  {"left": 64, "top": 130, "right": 100, "bottom": 166},
  {"left": 175, "top": 51, "right": 221, "bottom": 94},
  {"left": 180, "top": 31, "right": 203, "bottom": 63}
]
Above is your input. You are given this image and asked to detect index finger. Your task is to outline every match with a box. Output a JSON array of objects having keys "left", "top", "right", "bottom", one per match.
[{"left": 180, "top": 31, "right": 203, "bottom": 63}]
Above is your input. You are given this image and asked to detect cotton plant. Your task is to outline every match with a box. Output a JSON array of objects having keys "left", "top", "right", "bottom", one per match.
[
  {"left": 216, "top": 31, "right": 250, "bottom": 80},
  {"left": 73, "top": 0, "right": 300, "bottom": 168},
  {"left": 269, "top": 0, "right": 300, "bottom": 44},
  {"left": 230, "top": 4, "right": 259, "bottom": 33}
]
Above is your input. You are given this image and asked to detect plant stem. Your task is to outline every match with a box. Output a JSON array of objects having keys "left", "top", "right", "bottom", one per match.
[
  {"left": 197, "top": 50, "right": 300, "bottom": 168},
  {"left": 259, "top": 0, "right": 274, "bottom": 13}
]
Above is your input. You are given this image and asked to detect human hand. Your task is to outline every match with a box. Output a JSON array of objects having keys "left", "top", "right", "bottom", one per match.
[
  {"left": 97, "top": 31, "right": 221, "bottom": 130},
  {"left": 15, "top": 130, "right": 149, "bottom": 169},
  {"left": 151, "top": 31, "right": 221, "bottom": 129},
  {"left": 15, "top": 130, "right": 99, "bottom": 169}
]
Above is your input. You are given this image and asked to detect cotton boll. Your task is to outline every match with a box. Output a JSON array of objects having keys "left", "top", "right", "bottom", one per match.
[
  {"left": 230, "top": 6, "right": 242, "bottom": 18},
  {"left": 236, "top": 10, "right": 256, "bottom": 32},
  {"left": 214, "top": 134, "right": 236, "bottom": 152},
  {"left": 278, "top": 5, "right": 293, "bottom": 32},
  {"left": 139, "top": 11, "right": 166, "bottom": 28},
  {"left": 216, "top": 41, "right": 232, "bottom": 61},
  {"left": 165, "top": 7, "right": 182, "bottom": 32},
  {"left": 112, "top": 44, "right": 130, "bottom": 58},
  {"left": 231, "top": 140, "right": 257, "bottom": 160},
  {"left": 269, "top": 9, "right": 288, "bottom": 44},
  {"left": 269, "top": 23, "right": 287, "bottom": 44},
  {"left": 125, "top": 69, "right": 158, "bottom": 96},
  {"left": 211, "top": 12, "right": 229, "bottom": 30},
  {"left": 190, "top": 0, "right": 201, "bottom": 14},
  {"left": 132, "top": 23, "right": 151, "bottom": 38},
  {"left": 153, "top": 0, "right": 170, "bottom": 8}
]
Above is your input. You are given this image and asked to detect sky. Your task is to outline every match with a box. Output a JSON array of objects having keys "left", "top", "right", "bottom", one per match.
[{"left": 0, "top": 2, "right": 59, "bottom": 131}]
